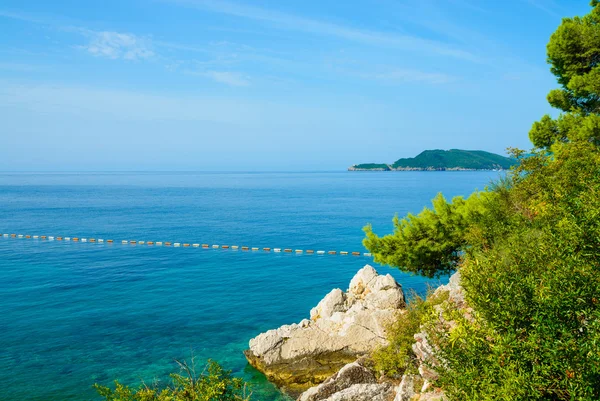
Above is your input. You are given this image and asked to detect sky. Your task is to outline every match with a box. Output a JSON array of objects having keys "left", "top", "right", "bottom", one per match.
[{"left": 0, "top": 0, "right": 592, "bottom": 171}]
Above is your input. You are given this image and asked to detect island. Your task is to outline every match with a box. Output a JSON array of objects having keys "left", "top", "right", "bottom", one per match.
[{"left": 348, "top": 149, "right": 517, "bottom": 171}]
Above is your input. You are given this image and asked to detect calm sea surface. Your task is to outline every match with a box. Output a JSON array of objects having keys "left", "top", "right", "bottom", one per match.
[{"left": 0, "top": 171, "right": 499, "bottom": 400}]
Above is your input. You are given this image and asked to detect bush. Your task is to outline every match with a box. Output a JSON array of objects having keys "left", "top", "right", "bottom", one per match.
[{"left": 94, "top": 359, "right": 252, "bottom": 401}]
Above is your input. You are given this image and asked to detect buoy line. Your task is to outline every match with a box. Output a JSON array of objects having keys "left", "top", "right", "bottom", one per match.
[{"left": 0, "top": 233, "right": 373, "bottom": 257}]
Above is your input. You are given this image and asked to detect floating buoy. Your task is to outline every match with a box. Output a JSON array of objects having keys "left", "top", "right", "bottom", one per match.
[
  {"left": 212, "top": 245, "right": 219, "bottom": 249},
  {"left": 306, "top": 250, "right": 314, "bottom": 254},
  {"left": 317, "top": 250, "right": 325, "bottom": 254},
  {"left": 25, "top": 235, "right": 31, "bottom": 239},
  {"left": 138, "top": 241, "right": 145, "bottom": 245},
  {"left": 364, "top": 252, "right": 372, "bottom": 257},
  {"left": 65, "top": 237, "right": 71, "bottom": 241},
  {"left": 284, "top": 249, "right": 293, "bottom": 253},
  {"left": 174, "top": 243, "right": 181, "bottom": 247},
  {"left": 352, "top": 252, "right": 360, "bottom": 256},
  {"left": 242, "top": 246, "right": 249, "bottom": 250},
  {"left": 340, "top": 251, "right": 348, "bottom": 255},
  {"left": 89, "top": 238, "right": 96, "bottom": 243},
  {"left": 263, "top": 247, "right": 271, "bottom": 252},
  {"left": 328, "top": 251, "right": 336, "bottom": 255},
  {"left": 73, "top": 238, "right": 79, "bottom": 242},
  {"left": 192, "top": 243, "right": 199, "bottom": 247},
  {"left": 107, "top": 239, "right": 113, "bottom": 243},
  {"left": 57, "top": 237, "right": 63, "bottom": 241},
  {"left": 295, "top": 249, "right": 303, "bottom": 253},
  {"left": 98, "top": 239, "right": 104, "bottom": 243},
  {"left": 183, "top": 243, "right": 190, "bottom": 247},
  {"left": 155, "top": 241, "right": 163, "bottom": 246},
  {"left": 222, "top": 245, "right": 230, "bottom": 249},
  {"left": 129, "top": 240, "right": 136, "bottom": 244},
  {"left": 251, "top": 247, "right": 259, "bottom": 251},
  {"left": 202, "top": 244, "right": 209, "bottom": 248},
  {"left": 121, "top": 240, "right": 128, "bottom": 244},
  {"left": 274, "top": 248, "right": 281, "bottom": 252},
  {"left": 231, "top": 245, "right": 239, "bottom": 250}
]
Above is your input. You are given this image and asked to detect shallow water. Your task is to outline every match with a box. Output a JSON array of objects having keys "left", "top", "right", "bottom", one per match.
[{"left": 0, "top": 171, "right": 498, "bottom": 400}]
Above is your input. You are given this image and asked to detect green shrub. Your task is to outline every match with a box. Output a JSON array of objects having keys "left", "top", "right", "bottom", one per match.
[
  {"left": 94, "top": 359, "right": 252, "bottom": 401},
  {"left": 371, "top": 290, "right": 449, "bottom": 378}
]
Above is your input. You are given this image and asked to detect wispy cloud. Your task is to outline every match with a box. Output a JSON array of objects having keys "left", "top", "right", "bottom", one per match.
[
  {"left": 0, "top": 9, "right": 51, "bottom": 24},
  {"left": 523, "top": 0, "right": 561, "bottom": 17},
  {"left": 0, "top": 62, "right": 45, "bottom": 72},
  {"left": 166, "top": 0, "right": 481, "bottom": 62},
  {"left": 80, "top": 31, "right": 154, "bottom": 60},
  {"left": 202, "top": 70, "right": 250, "bottom": 86},
  {"left": 363, "top": 69, "right": 455, "bottom": 85}
]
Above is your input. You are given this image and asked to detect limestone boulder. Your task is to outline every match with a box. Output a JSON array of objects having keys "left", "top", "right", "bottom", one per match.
[{"left": 244, "top": 265, "right": 405, "bottom": 393}]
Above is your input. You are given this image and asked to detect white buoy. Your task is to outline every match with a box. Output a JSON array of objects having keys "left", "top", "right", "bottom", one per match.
[
  {"left": 64, "top": 237, "right": 70, "bottom": 241},
  {"left": 81, "top": 238, "right": 87, "bottom": 242},
  {"left": 48, "top": 236, "right": 55, "bottom": 241},
  {"left": 122, "top": 240, "right": 128, "bottom": 244},
  {"left": 33, "top": 235, "right": 39, "bottom": 239},
  {"left": 317, "top": 250, "right": 325, "bottom": 254},
  {"left": 231, "top": 245, "right": 239, "bottom": 250},
  {"left": 212, "top": 245, "right": 219, "bottom": 249},
  {"left": 98, "top": 239, "right": 104, "bottom": 243},
  {"left": 174, "top": 243, "right": 181, "bottom": 247},
  {"left": 18, "top": 234, "right": 23, "bottom": 238},
  {"left": 295, "top": 249, "right": 303, "bottom": 253},
  {"left": 138, "top": 241, "right": 145, "bottom": 245},
  {"left": 274, "top": 248, "right": 281, "bottom": 252},
  {"left": 156, "top": 241, "right": 163, "bottom": 246},
  {"left": 2, "top": 234, "right": 7, "bottom": 237},
  {"left": 193, "top": 243, "right": 200, "bottom": 247},
  {"left": 364, "top": 252, "right": 372, "bottom": 257}
]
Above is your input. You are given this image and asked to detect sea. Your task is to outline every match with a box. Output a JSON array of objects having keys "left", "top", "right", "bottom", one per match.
[{"left": 0, "top": 171, "right": 499, "bottom": 401}]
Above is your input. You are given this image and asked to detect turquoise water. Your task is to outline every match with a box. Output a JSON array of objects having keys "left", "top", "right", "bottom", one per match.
[{"left": 0, "top": 171, "right": 498, "bottom": 400}]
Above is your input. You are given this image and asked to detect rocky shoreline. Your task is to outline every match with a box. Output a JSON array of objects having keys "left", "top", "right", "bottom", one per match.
[{"left": 244, "top": 265, "right": 464, "bottom": 401}]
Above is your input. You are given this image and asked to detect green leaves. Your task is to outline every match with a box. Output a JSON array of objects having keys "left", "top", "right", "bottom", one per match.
[{"left": 94, "top": 360, "right": 251, "bottom": 401}]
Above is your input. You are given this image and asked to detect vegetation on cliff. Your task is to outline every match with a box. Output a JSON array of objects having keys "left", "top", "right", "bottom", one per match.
[
  {"left": 94, "top": 360, "right": 251, "bottom": 401},
  {"left": 350, "top": 149, "right": 516, "bottom": 171},
  {"left": 365, "top": 2, "right": 600, "bottom": 399}
]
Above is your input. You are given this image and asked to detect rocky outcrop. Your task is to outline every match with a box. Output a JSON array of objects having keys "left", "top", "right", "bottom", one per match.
[
  {"left": 244, "top": 265, "right": 405, "bottom": 394},
  {"left": 298, "top": 359, "right": 395, "bottom": 401}
]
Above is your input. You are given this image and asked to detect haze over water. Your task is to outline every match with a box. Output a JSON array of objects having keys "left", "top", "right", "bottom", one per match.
[{"left": 0, "top": 171, "right": 498, "bottom": 400}]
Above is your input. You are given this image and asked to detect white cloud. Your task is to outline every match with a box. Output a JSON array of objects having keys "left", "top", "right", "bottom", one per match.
[
  {"left": 359, "top": 68, "right": 455, "bottom": 85},
  {"left": 81, "top": 31, "right": 154, "bottom": 60},
  {"left": 523, "top": 0, "right": 561, "bottom": 17},
  {"left": 203, "top": 71, "right": 250, "bottom": 86},
  {"left": 166, "top": 0, "right": 480, "bottom": 62}
]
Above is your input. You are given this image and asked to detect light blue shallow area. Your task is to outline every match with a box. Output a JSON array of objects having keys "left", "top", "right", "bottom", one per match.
[{"left": 0, "top": 171, "right": 499, "bottom": 400}]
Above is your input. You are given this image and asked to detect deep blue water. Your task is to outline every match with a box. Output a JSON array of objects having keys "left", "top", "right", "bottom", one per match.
[{"left": 0, "top": 171, "right": 499, "bottom": 401}]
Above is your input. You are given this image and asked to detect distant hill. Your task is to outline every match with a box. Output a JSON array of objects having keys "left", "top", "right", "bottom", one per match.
[{"left": 349, "top": 149, "right": 517, "bottom": 171}]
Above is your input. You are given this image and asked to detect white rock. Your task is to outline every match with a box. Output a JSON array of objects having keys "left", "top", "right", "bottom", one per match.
[{"left": 245, "top": 265, "right": 405, "bottom": 391}]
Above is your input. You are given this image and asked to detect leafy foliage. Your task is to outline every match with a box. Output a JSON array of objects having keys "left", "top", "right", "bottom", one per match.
[
  {"left": 367, "top": 2, "right": 600, "bottom": 399},
  {"left": 94, "top": 360, "right": 252, "bottom": 401},
  {"left": 371, "top": 290, "right": 448, "bottom": 377},
  {"left": 363, "top": 190, "right": 502, "bottom": 278}
]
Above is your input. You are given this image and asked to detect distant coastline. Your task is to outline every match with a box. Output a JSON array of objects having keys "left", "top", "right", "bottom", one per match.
[{"left": 348, "top": 149, "right": 517, "bottom": 171}]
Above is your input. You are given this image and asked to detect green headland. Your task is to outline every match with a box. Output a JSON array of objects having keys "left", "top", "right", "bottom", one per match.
[{"left": 349, "top": 149, "right": 517, "bottom": 171}]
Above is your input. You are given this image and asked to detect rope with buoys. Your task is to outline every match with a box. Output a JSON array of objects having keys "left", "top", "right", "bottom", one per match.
[{"left": 1, "top": 233, "right": 373, "bottom": 257}]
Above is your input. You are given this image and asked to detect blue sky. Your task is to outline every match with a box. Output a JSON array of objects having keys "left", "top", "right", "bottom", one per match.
[{"left": 0, "top": 0, "right": 591, "bottom": 171}]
